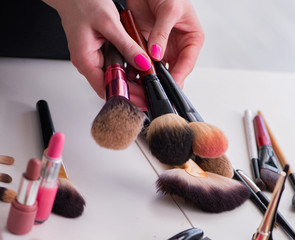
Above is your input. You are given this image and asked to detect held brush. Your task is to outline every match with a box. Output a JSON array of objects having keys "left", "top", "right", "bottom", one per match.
[
  {"left": 36, "top": 99, "right": 85, "bottom": 218},
  {"left": 91, "top": 42, "right": 146, "bottom": 150},
  {"left": 152, "top": 61, "right": 232, "bottom": 177},
  {"left": 258, "top": 110, "right": 295, "bottom": 206},
  {"left": 116, "top": 2, "right": 194, "bottom": 166},
  {"left": 253, "top": 115, "right": 280, "bottom": 192},
  {"left": 252, "top": 165, "right": 289, "bottom": 240}
]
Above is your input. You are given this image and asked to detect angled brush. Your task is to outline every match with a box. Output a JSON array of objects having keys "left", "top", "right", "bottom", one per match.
[
  {"left": 91, "top": 42, "right": 146, "bottom": 150},
  {"left": 253, "top": 115, "right": 280, "bottom": 191},
  {"left": 157, "top": 159, "right": 250, "bottom": 213},
  {"left": 116, "top": 3, "right": 194, "bottom": 166},
  {"left": 36, "top": 99, "right": 85, "bottom": 218},
  {"left": 0, "top": 187, "right": 16, "bottom": 203},
  {"left": 154, "top": 61, "right": 228, "bottom": 159}
]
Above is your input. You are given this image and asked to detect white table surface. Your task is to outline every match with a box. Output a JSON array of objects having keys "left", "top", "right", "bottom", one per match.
[{"left": 0, "top": 58, "right": 295, "bottom": 240}]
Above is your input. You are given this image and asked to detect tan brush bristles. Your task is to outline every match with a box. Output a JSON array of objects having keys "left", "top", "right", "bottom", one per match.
[
  {"left": 0, "top": 187, "right": 16, "bottom": 203},
  {"left": 0, "top": 155, "right": 14, "bottom": 165}
]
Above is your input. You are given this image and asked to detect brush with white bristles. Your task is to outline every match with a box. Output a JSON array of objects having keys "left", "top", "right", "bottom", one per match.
[{"left": 36, "top": 99, "right": 85, "bottom": 218}]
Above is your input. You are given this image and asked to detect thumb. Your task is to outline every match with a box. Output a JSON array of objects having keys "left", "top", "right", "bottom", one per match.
[{"left": 147, "top": 3, "right": 181, "bottom": 61}]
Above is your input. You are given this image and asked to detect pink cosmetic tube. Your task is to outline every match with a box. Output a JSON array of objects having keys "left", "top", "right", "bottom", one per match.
[
  {"left": 7, "top": 158, "right": 42, "bottom": 235},
  {"left": 35, "top": 132, "right": 65, "bottom": 224}
]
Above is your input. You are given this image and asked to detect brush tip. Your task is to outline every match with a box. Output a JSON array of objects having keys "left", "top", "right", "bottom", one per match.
[
  {"left": 0, "top": 187, "right": 16, "bottom": 203},
  {"left": 254, "top": 178, "right": 267, "bottom": 191},
  {"left": 91, "top": 96, "right": 146, "bottom": 150},
  {"left": 147, "top": 114, "right": 194, "bottom": 166},
  {"left": 260, "top": 168, "right": 280, "bottom": 192},
  {"left": 189, "top": 122, "right": 228, "bottom": 159},
  {"left": 52, "top": 178, "right": 85, "bottom": 218}
]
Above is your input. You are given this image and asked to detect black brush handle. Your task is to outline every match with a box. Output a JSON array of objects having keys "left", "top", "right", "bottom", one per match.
[
  {"left": 168, "top": 227, "right": 204, "bottom": 240},
  {"left": 142, "top": 74, "right": 175, "bottom": 119},
  {"left": 36, "top": 99, "right": 55, "bottom": 149},
  {"left": 153, "top": 61, "right": 204, "bottom": 122}
]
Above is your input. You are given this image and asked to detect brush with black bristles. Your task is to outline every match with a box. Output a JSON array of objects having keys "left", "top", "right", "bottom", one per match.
[
  {"left": 91, "top": 42, "right": 146, "bottom": 150},
  {"left": 153, "top": 61, "right": 233, "bottom": 177},
  {"left": 157, "top": 159, "right": 251, "bottom": 213},
  {"left": 0, "top": 187, "right": 16, "bottom": 203},
  {"left": 36, "top": 99, "right": 85, "bottom": 218},
  {"left": 116, "top": 3, "right": 194, "bottom": 166}
]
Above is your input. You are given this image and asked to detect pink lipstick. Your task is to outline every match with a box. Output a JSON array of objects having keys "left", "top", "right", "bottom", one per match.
[
  {"left": 35, "top": 132, "right": 65, "bottom": 223},
  {"left": 7, "top": 158, "right": 42, "bottom": 235}
]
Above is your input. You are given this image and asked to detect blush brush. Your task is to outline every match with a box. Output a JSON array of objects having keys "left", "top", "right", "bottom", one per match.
[
  {"left": 91, "top": 41, "right": 146, "bottom": 150},
  {"left": 36, "top": 99, "right": 85, "bottom": 218},
  {"left": 116, "top": 3, "right": 194, "bottom": 166}
]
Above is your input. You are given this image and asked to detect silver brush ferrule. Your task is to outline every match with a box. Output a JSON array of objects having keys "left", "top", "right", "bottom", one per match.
[
  {"left": 40, "top": 154, "right": 61, "bottom": 187},
  {"left": 16, "top": 175, "right": 40, "bottom": 206}
]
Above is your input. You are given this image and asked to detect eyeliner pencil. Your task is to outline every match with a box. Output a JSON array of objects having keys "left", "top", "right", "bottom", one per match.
[{"left": 234, "top": 169, "right": 295, "bottom": 239}]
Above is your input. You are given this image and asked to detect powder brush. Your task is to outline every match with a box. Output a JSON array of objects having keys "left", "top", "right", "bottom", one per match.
[
  {"left": 116, "top": 2, "right": 194, "bottom": 166},
  {"left": 157, "top": 159, "right": 250, "bottom": 213},
  {"left": 154, "top": 61, "right": 228, "bottom": 159},
  {"left": 36, "top": 99, "right": 85, "bottom": 218},
  {"left": 0, "top": 187, "right": 16, "bottom": 203},
  {"left": 91, "top": 42, "right": 146, "bottom": 150}
]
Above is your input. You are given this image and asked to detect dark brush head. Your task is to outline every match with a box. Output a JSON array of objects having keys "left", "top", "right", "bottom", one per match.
[
  {"left": 156, "top": 169, "right": 250, "bottom": 213},
  {"left": 260, "top": 168, "right": 280, "bottom": 192},
  {"left": 189, "top": 122, "right": 228, "bottom": 159},
  {"left": 0, "top": 187, "right": 16, "bottom": 203},
  {"left": 52, "top": 178, "right": 86, "bottom": 218},
  {"left": 194, "top": 154, "right": 233, "bottom": 178},
  {"left": 146, "top": 113, "right": 194, "bottom": 166},
  {"left": 254, "top": 177, "right": 267, "bottom": 191},
  {"left": 91, "top": 95, "right": 146, "bottom": 150}
]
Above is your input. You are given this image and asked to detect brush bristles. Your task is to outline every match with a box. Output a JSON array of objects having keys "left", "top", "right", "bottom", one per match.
[
  {"left": 0, "top": 173, "right": 13, "bottom": 183},
  {"left": 91, "top": 96, "right": 146, "bottom": 150},
  {"left": 147, "top": 113, "right": 194, "bottom": 166},
  {"left": 52, "top": 178, "right": 85, "bottom": 218},
  {"left": 260, "top": 169, "right": 280, "bottom": 192},
  {"left": 194, "top": 154, "right": 234, "bottom": 178},
  {"left": 157, "top": 169, "right": 250, "bottom": 213},
  {"left": 0, "top": 187, "right": 16, "bottom": 203},
  {"left": 189, "top": 122, "right": 228, "bottom": 158},
  {"left": 0, "top": 155, "right": 14, "bottom": 165}
]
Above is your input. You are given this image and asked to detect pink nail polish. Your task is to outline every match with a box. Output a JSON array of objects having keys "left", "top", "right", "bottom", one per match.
[
  {"left": 134, "top": 54, "right": 151, "bottom": 71},
  {"left": 151, "top": 44, "right": 162, "bottom": 61}
]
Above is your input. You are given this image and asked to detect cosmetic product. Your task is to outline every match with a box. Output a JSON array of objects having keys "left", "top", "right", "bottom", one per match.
[
  {"left": 6, "top": 158, "right": 41, "bottom": 235},
  {"left": 253, "top": 115, "right": 280, "bottom": 191},
  {"left": 243, "top": 110, "right": 266, "bottom": 190},
  {"left": 257, "top": 111, "right": 295, "bottom": 205},
  {"left": 35, "top": 132, "right": 65, "bottom": 223},
  {"left": 252, "top": 165, "right": 288, "bottom": 240},
  {"left": 37, "top": 99, "right": 85, "bottom": 218},
  {"left": 168, "top": 227, "right": 204, "bottom": 240},
  {"left": 0, "top": 155, "right": 14, "bottom": 165},
  {"left": 235, "top": 169, "right": 295, "bottom": 239},
  {"left": 0, "top": 172, "right": 12, "bottom": 183},
  {"left": 116, "top": 2, "right": 194, "bottom": 167},
  {"left": 91, "top": 42, "right": 146, "bottom": 150},
  {"left": 0, "top": 187, "right": 16, "bottom": 203}
]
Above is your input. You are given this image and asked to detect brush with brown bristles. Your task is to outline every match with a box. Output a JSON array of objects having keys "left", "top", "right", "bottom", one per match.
[
  {"left": 0, "top": 155, "right": 14, "bottom": 165},
  {"left": 91, "top": 42, "right": 146, "bottom": 150},
  {"left": 157, "top": 159, "right": 250, "bottom": 212},
  {"left": 36, "top": 99, "right": 85, "bottom": 218},
  {"left": 0, "top": 187, "right": 16, "bottom": 203},
  {"left": 116, "top": 3, "right": 194, "bottom": 166}
]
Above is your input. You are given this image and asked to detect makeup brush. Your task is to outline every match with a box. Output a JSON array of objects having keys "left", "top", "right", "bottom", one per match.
[
  {"left": 91, "top": 42, "right": 146, "bottom": 150},
  {"left": 152, "top": 60, "right": 232, "bottom": 177},
  {"left": 0, "top": 187, "right": 16, "bottom": 203},
  {"left": 235, "top": 169, "right": 295, "bottom": 239},
  {"left": 252, "top": 165, "right": 288, "bottom": 240},
  {"left": 36, "top": 99, "right": 85, "bottom": 218},
  {"left": 154, "top": 61, "right": 228, "bottom": 159},
  {"left": 0, "top": 173, "right": 12, "bottom": 183},
  {"left": 257, "top": 110, "right": 295, "bottom": 205},
  {"left": 116, "top": 3, "right": 194, "bottom": 166},
  {"left": 168, "top": 227, "right": 204, "bottom": 240},
  {"left": 243, "top": 110, "right": 266, "bottom": 190},
  {"left": 157, "top": 159, "right": 251, "bottom": 213},
  {"left": 253, "top": 115, "right": 280, "bottom": 192},
  {"left": 0, "top": 155, "right": 14, "bottom": 165}
]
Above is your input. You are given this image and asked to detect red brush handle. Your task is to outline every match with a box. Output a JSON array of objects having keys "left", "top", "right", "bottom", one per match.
[{"left": 253, "top": 115, "right": 272, "bottom": 148}]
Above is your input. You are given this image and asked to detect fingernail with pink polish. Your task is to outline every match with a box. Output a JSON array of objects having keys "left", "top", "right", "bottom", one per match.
[
  {"left": 151, "top": 44, "right": 162, "bottom": 61},
  {"left": 134, "top": 54, "right": 151, "bottom": 71}
]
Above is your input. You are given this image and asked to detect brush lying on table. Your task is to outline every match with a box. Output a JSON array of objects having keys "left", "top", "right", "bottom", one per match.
[
  {"left": 0, "top": 155, "right": 14, "bottom": 165},
  {"left": 36, "top": 100, "right": 85, "bottom": 218},
  {"left": 116, "top": 2, "right": 195, "bottom": 166},
  {"left": 91, "top": 42, "right": 146, "bottom": 150}
]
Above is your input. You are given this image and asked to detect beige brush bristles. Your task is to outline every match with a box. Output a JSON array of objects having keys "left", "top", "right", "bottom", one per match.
[
  {"left": 0, "top": 187, "right": 16, "bottom": 203},
  {"left": 0, "top": 155, "right": 14, "bottom": 165}
]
